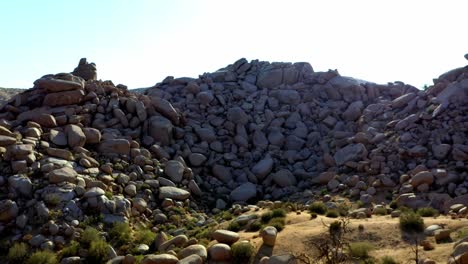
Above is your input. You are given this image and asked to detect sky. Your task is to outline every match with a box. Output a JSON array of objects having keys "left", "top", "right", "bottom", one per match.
[{"left": 0, "top": 0, "right": 467, "bottom": 89}]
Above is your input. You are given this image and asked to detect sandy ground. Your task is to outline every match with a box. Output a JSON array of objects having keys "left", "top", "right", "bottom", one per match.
[{"left": 237, "top": 211, "right": 468, "bottom": 263}]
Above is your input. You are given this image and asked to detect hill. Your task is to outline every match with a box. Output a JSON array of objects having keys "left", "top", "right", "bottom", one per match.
[{"left": 0, "top": 57, "right": 466, "bottom": 264}]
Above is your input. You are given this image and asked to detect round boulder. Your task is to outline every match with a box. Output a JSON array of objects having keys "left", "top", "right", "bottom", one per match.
[
  {"left": 261, "top": 226, "right": 278, "bottom": 247},
  {"left": 208, "top": 243, "right": 231, "bottom": 261}
]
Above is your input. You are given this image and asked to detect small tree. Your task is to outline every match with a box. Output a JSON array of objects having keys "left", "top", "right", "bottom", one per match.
[
  {"left": 309, "top": 218, "right": 351, "bottom": 264},
  {"left": 399, "top": 212, "right": 424, "bottom": 264}
]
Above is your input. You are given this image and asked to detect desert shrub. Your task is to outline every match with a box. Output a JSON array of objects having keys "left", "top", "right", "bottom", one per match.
[
  {"left": 325, "top": 210, "right": 339, "bottom": 218},
  {"left": 135, "top": 229, "right": 156, "bottom": 245},
  {"left": 268, "top": 218, "right": 285, "bottom": 232},
  {"left": 193, "top": 226, "right": 215, "bottom": 240},
  {"left": 309, "top": 202, "right": 328, "bottom": 215},
  {"left": 416, "top": 207, "right": 439, "bottom": 217},
  {"left": 231, "top": 241, "right": 255, "bottom": 262},
  {"left": 81, "top": 227, "right": 101, "bottom": 246},
  {"left": 25, "top": 250, "right": 58, "bottom": 264},
  {"left": 310, "top": 212, "right": 318, "bottom": 219},
  {"left": 104, "top": 191, "right": 113, "bottom": 199},
  {"left": 261, "top": 211, "right": 273, "bottom": 223},
  {"left": 87, "top": 239, "right": 109, "bottom": 264},
  {"left": 109, "top": 222, "right": 132, "bottom": 246},
  {"left": 381, "top": 255, "right": 398, "bottom": 264},
  {"left": 60, "top": 241, "right": 79, "bottom": 258},
  {"left": 272, "top": 208, "right": 286, "bottom": 218},
  {"left": 227, "top": 221, "right": 241, "bottom": 232},
  {"left": 373, "top": 207, "right": 387, "bottom": 215},
  {"left": 8, "top": 242, "right": 28, "bottom": 262},
  {"left": 389, "top": 201, "right": 398, "bottom": 209},
  {"left": 457, "top": 227, "right": 468, "bottom": 239},
  {"left": 356, "top": 200, "right": 365, "bottom": 208},
  {"left": 247, "top": 220, "right": 263, "bottom": 232},
  {"left": 349, "top": 242, "right": 374, "bottom": 259},
  {"left": 221, "top": 211, "right": 233, "bottom": 221},
  {"left": 399, "top": 212, "right": 424, "bottom": 235},
  {"left": 337, "top": 204, "right": 350, "bottom": 216}
]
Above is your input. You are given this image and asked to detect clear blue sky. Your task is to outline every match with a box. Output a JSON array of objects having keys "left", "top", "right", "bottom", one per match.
[{"left": 1, "top": 0, "right": 467, "bottom": 89}]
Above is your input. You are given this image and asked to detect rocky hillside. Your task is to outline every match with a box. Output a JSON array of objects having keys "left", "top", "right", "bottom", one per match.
[
  {"left": 0, "top": 57, "right": 466, "bottom": 263},
  {"left": 144, "top": 57, "right": 468, "bottom": 210},
  {"left": 0, "top": 88, "right": 24, "bottom": 106}
]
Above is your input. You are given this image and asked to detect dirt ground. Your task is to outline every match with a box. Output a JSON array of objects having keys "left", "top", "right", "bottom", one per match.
[{"left": 238, "top": 211, "right": 468, "bottom": 263}]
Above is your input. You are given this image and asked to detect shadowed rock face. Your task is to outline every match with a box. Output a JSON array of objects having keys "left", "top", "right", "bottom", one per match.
[{"left": 0, "top": 57, "right": 466, "bottom": 253}]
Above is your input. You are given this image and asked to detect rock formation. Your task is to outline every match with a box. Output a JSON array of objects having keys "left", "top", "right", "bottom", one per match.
[{"left": 0, "top": 56, "right": 466, "bottom": 263}]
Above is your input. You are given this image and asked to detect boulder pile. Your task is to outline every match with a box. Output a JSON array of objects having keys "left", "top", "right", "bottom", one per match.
[
  {"left": 0, "top": 56, "right": 466, "bottom": 262},
  {"left": 144, "top": 56, "right": 468, "bottom": 210}
]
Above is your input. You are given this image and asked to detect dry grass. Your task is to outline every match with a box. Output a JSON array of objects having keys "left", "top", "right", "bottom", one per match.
[{"left": 238, "top": 210, "right": 468, "bottom": 263}]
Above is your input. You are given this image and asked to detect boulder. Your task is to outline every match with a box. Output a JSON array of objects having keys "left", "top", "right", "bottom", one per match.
[
  {"left": 165, "top": 160, "right": 185, "bottom": 183},
  {"left": 149, "top": 116, "right": 173, "bottom": 146},
  {"left": 65, "top": 124, "right": 86, "bottom": 148},
  {"left": 212, "top": 230, "right": 240, "bottom": 244},
  {"left": 252, "top": 156, "right": 274, "bottom": 180},
  {"left": 272, "top": 169, "right": 296, "bottom": 187},
  {"left": 0, "top": 200, "right": 18, "bottom": 222},
  {"left": 261, "top": 226, "right": 278, "bottom": 246},
  {"left": 43, "top": 89, "right": 85, "bottom": 106},
  {"left": 48, "top": 167, "right": 77, "bottom": 184},
  {"left": 159, "top": 187, "right": 190, "bottom": 200},
  {"left": 141, "top": 254, "right": 178, "bottom": 264},
  {"left": 98, "top": 139, "right": 130, "bottom": 155},
  {"left": 34, "top": 77, "right": 83, "bottom": 92},
  {"left": 230, "top": 182, "right": 256, "bottom": 202},
  {"left": 177, "top": 244, "right": 207, "bottom": 260},
  {"left": 411, "top": 171, "right": 434, "bottom": 187},
  {"left": 0, "top": 135, "right": 16, "bottom": 146},
  {"left": 208, "top": 243, "right": 231, "bottom": 261},
  {"left": 82, "top": 128, "right": 101, "bottom": 144},
  {"left": 334, "top": 143, "right": 367, "bottom": 165}
]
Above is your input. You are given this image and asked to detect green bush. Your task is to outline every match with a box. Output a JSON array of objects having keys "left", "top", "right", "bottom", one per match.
[
  {"left": 373, "top": 207, "right": 387, "bottom": 216},
  {"left": 399, "top": 212, "right": 424, "bottom": 235},
  {"left": 109, "top": 222, "right": 132, "bottom": 246},
  {"left": 81, "top": 227, "right": 101, "bottom": 246},
  {"left": 25, "top": 250, "right": 58, "bottom": 264},
  {"left": 337, "top": 204, "right": 350, "bottom": 216},
  {"left": 247, "top": 220, "right": 263, "bottom": 232},
  {"left": 325, "top": 210, "right": 339, "bottom": 218},
  {"left": 135, "top": 229, "right": 156, "bottom": 245},
  {"left": 381, "top": 255, "right": 398, "bottom": 264},
  {"left": 416, "top": 207, "right": 439, "bottom": 217},
  {"left": 227, "top": 221, "right": 242, "bottom": 232},
  {"left": 87, "top": 239, "right": 109, "bottom": 263},
  {"left": 261, "top": 211, "right": 273, "bottom": 223},
  {"left": 8, "top": 242, "right": 28, "bottom": 262},
  {"left": 271, "top": 208, "right": 286, "bottom": 218},
  {"left": 349, "top": 242, "right": 374, "bottom": 259},
  {"left": 268, "top": 218, "right": 285, "bottom": 232},
  {"left": 389, "top": 201, "right": 398, "bottom": 210},
  {"left": 231, "top": 241, "right": 255, "bottom": 262},
  {"left": 457, "top": 227, "right": 468, "bottom": 239},
  {"left": 221, "top": 211, "right": 233, "bottom": 221},
  {"left": 308, "top": 202, "right": 328, "bottom": 215},
  {"left": 60, "top": 241, "right": 79, "bottom": 258}
]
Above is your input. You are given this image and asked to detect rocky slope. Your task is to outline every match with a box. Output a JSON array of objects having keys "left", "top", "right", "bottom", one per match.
[
  {"left": 144, "top": 57, "right": 468, "bottom": 210},
  {"left": 0, "top": 56, "right": 466, "bottom": 263}
]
